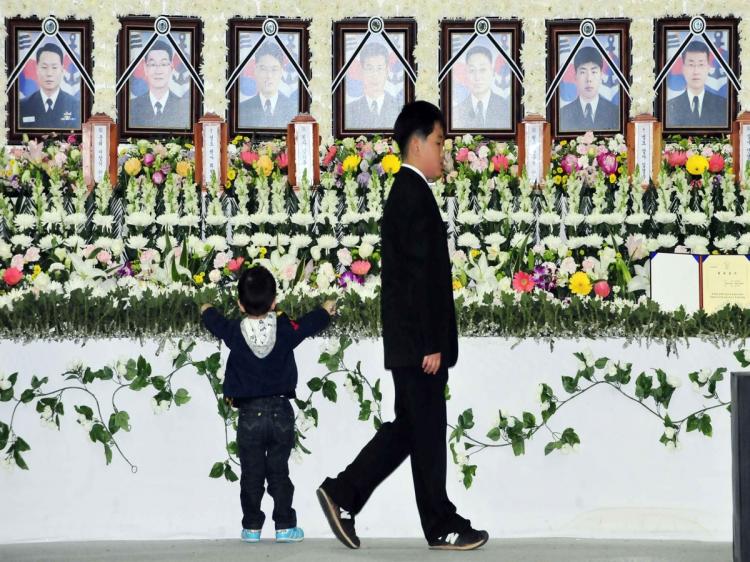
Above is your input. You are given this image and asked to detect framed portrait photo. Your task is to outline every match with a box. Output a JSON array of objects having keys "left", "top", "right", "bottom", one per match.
[
  {"left": 440, "top": 19, "right": 521, "bottom": 139},
  {"left": 228, "top": 18, "right": 310, "bottom": 138},
  {"left": 548, "top": 19, "right": 630, "bottom": 138},
  {"left": 6, "top": 17, "right": 92, "bottom": 143},
  {"left": 656, "top": 17, "right": 738, "bottom": 135},
  {"left": 333, "top": 18, "right": 416, "bottom": 137},
  {"left": 117, "top": 17, "right": 202, "bottom": 139}
]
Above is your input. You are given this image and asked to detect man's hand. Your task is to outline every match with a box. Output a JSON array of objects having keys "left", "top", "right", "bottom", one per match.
[
  {"left": 322, "top": 299, "right": 337, "bottom": 316},
  {"left": 200, "top": 303, "right": 213, "bottom": 313},
  {"left": 422, "top": 352, "right": 441, "bottom": 375}
]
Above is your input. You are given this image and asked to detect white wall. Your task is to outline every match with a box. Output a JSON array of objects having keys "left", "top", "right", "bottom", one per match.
[{"left": 0, "top": 337, "right": 736, "bottom": 543}]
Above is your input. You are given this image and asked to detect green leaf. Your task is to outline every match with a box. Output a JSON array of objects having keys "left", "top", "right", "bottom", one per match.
[
  {"left": 358, "top": 400, "right": 372, "bottom": 421},
  {"left": 735, "top": 349, "right": 750, "bottom": 367},
  {"left": 151, "top": 376, "right": 167, "bottom": 391},
  {"left": 522, "top": 412, "right": 536, "bottom": 429},
  {"left": 20, "top": 389, "right": 36, "bottom": 403},
  {"left": 322, "top": 380, "right": 337, "bottom": 403},
  {"left": 686, "top": 415, "right": 700, "bottom": 432},
  {"left": 129, "top": 376, "right": 149, "bottom": 391},
  {"left": 511, "top": 439, "right": 525, "bottom": 456},
  {"left": 108, "top": 414, "right": 120, "bottom": 435},
  {"left": 462, "top": 464, "right": 477, "bottom": 489},
  {"left": 13, "top": 449, "right": 29, "bottom": 470},
  {"left": 227, "top": 441, "right": 238, "bottom": 456},
  {"left": 0, "top": 421, "right": 9, "bottom": 450},
  {"left": 104, "top": 444, "right": 113, "bottom": 465},
  {"left": 174, "top": 388, "right": 191, "bottom": 406},
  {"left": 561, "top": 376, "right": 578, "bottom": 394},
  {"left": 700, "top": 415, "right": 713, "bottom": 437},
  {"left": 224, "top": 464, "right": 239, "bottom": 482},
  {"left": 115, "top": 411, "right": 131, "bottom": 432},
  {"left": 373, "top": 379, "right": 383, "bottom": 402},
  {"left": 444, "top": 383, "right": 451, "bottom": 401},
  {"left": 459, "top": 409, "right": 474, "bottom": 430},
  {"left": 594, "top": 358, "right": 609, "bottom": 369},
  {"left": 544, "top": 441, "right": 560, "bottom": 456},
  {"left": 307, "top": 377, "right": 323, "bottom": 392},
  {"left": 75, "top": 405, "right": 94, "bottom": 419},
  {"left": 486, "top": 427, "right": 502, "bottom": 442},
  {"left": 373, "top": 416, "right": 382, "bottom": 430},
  {"left": 209, "top": 462, "right": 224, "bottom": 478},
  {"left": 14, "top": 436, "right": 30, "bottom": 452},
  {"left": 635, "top": 373, "right": 652, "bottom": 400}
]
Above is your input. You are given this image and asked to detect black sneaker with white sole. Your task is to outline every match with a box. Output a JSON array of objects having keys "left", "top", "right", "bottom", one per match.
[
  {"left": 316, "top": 486, "right": 360, "bottom": 549},
  {"left": 428, "top": 527, "right": 489, "bottom": 550}
]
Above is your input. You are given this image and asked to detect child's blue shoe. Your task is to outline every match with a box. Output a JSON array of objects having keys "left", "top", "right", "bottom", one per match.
[
  {"left": 275, "top": 527, "right": 304, "bottom": 543},
  {"left": 241, "top": 529, "right": 261, "bottom": 542}
]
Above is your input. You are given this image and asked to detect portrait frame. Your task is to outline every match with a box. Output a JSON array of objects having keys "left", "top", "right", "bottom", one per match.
[
  {"left": 117, "top": 16, "right": 203, "bottom": 140},
  {"left": 227, "top": 18, "right": 311, "bottom": 139},
  {"left": 5, "top": 17, "right": 93, "bottom": 143},
  {"left": 656, "top": 17, "right": 739, "bottom": 136},
  {"left": 547, "top": 19, "right": 631, "bottom": 139},
  {"left": 333, "top": 18, "right": 416, "bottom": 138},
  {"left": 440, "top": 18, "right": 522, "bottom": 140}
]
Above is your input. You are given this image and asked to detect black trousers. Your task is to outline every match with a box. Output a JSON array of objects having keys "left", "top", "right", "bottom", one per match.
[
  {"left": 322, "top": 365, "right": 470, "bottom": 541},
  {"left": 237, "top": 396, "right": 296, "bottom": 530}
]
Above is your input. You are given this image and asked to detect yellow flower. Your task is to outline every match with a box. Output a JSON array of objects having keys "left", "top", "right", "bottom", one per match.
[
  {"left": 553, "top": 175, "right": 561, "bottom": 185},
  {"left": 255, "top": 155, "right": 274, "bottom": 177},
  {"left": 686, "top": 154, "right": 709, "bottom": 175},
  {"left": 124, "top": 157, "right": 142, "bottom": 176},
  {"left": 452, "top": 279, "right": 463, "bottom": 290},
  {"left": 609, "top": 173, "right": 616, "bottom": 183},
  {"left": 569, "top": 271, "right": 592, "bottom": 296},
  {"left": 175, "top": 161, "right": 192, "bottom": 177},
  {"left": 342, "top": 154, "right": 362, "bottom": 173},
  {"left": 381, "top": 153, "right": 401, "bottom": 175},
  {"left": 31, "top": 265, "right": 42, "bottom": 280},
  {"left": 470, "top": 249, "right": 481, "bottom": 259},
  {"left": 560, "top": 140, "right": 568, "bottom": 146},
  {"left": 227, "top": 168, "right": 237, "bottom": 181},
  {"left": 259, "top": 246, "right": 267, "bottom": 258},
  {"left": 556, "top": 166, "right": 563, "bottom": 174},
  {"left": 193, "top": 272, "right": 205, "bottom": 285}
]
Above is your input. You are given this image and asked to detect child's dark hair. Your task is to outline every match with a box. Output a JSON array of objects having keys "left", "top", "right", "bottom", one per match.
[
  {"left": 238, "top": 266, "right": 277, "bottom": 315},
  {"left": 393, "top": 101, "right": 446, "bottom": 158}
]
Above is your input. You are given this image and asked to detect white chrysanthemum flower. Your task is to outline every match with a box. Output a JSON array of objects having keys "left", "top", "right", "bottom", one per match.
[
  {"left": 92, "top": 214, "right": 114, "bottom": 230},
  {"left": 231, "top": 233, "right": 251, "bottom": 247},
  {"left": 290, "top": 213, "right": 314, "bottom": 226},
  {"left": 714, "top": 235, "right": 738, "bottom": 252},
  {"left": 179, "top": 215, "right": 200, "bottom": 228},
  {"left": 362, "top": 234, "right": 380, "bottom": 245},
  {"left": 457, "top": 211, "right": 482, "bottom": 225},
  {"left": 10, "top": 234, "right": 33, "bottom": 248},
  {"left": 14, "top": 214, "right": 37, "bottom": 231},
  {"left": 156, "top": 213, "right": 180, "bottom": 227},
  {"left": 205, "top": 214, "right": 227, "bottom": 226},
  {"left": 457, "top": 232, "right": 481, "bottom": 249},
  {"left": 340, "top": 234, "right": 360, "bottom": 247},
  {"left": 317, "top": 235, "right": 339, "bottom": 250},
  {"left": 205, "top": 236, "right": 228, "bottom": 252},
  {"left": 652, "top": 211, "right": 677, "bottom": 224},
  {"left": 126, "top": 235, "right": 149, "bottom": 251},
  {"left": 657, "top": 234, "right": 678, "bottom": 249},
  {"left": 538, "top": 212, "right": 560, "bottom": 226},
  {"left": 290, "top": 235, "right": 312, "bottom": 249},
  {"left": 484, "top": 233, "right": 506, "bottom": 246}
]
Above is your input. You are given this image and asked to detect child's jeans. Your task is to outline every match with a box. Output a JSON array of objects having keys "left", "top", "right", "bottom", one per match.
[{"left": 236, "top": 396, "right": 297, "bottom": 530}]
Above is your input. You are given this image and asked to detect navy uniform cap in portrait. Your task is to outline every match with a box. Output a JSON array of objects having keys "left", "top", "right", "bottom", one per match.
[{"left": 129, "top": 91, "right": 191, "bottom": 129}]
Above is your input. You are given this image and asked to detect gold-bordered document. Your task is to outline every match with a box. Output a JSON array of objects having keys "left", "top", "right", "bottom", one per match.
[{"left": 701, "top": 255, "right": 750, "bottom": 314}]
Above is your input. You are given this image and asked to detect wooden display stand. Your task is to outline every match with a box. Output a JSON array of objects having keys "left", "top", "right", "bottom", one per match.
[
  {"left": 194, "top": 113, "right": 228, "bottom": 189},
  {"left": 516, "top": 114, "right": 550, "bottom": 185},
  {"left": 627, "top": 114, "right": 661, "bottom": 185},
  {"left": 81, "top": 113, "right": 118, "bottom": 188},
  {"left": 287, "top": 114, "right": 320, "bottom": 189}
]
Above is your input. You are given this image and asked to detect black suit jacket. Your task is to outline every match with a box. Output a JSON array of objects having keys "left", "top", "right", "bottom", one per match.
[
  {"left": 19, "top": 90, "right": 80, "bottom": 129},
  {"left": 129, "top": 91, "right": 190, "bottom": 129},
  {"left": 380, "top": 167, "right": 458, "bottom": 370},
  {"left": 559, "top": 95, "right": 619, "bottom": 132},
  {"left": 238, "top": 93, "right": 297, "bottom": 128},
  {"left": 454, "top": 92, "right": 510, "bottom": 130},
  {"left": 666, "top": 90, "right": 727, "bottom": 128},
  {"left": 345, "top": 92, "right": 401, "bottom": 130}
]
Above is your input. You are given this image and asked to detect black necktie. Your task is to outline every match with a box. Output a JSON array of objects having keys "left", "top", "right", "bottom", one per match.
[
  {"left": 692, "top": 96, "right": 700, "bottom": 120},
  {"left": 476, "top": 101, "right": 484, "bottom": 127},
  {"left": 45, "top": 98, "right": 53, "bottom": 113},
  {"left": 584, "top": 103, "right": 594, "bottom": 128},
  {"left": 264, "top": 99, "right": 272, "bottom": 118},
  {"left": 154, "top": 101, "right": 163, "bottom": 118},
  {"left": 370, "top": 100, "right": 378, "bottom": 115}
]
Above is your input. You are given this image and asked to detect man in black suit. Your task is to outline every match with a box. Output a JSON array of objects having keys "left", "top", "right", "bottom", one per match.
[
  {"left": 666, "top": 40, "right": 727, "bottom": 128},
  {"left": 345, "top": 41, "right": 401, "bottom": 130},
  {"left": 559, "top": 46, "right": 619, "bottom": 132},
  {"left": 238, "top": 42, "right": 298, "bottom": 129},
  {"left": 19, "top": 43, "right": 80, "bottom": 130},
  {"left": 128, "top": 40, "right": 190, "bottom": 129},
  {"left": 317, "top": 101, "right": 488, "bottom": 552},
  {"left": 453, "top": 45, "right": 510, "bottom": 130}
]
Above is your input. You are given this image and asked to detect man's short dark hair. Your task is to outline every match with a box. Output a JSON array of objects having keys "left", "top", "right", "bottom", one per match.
[
  {"left": 35, "top": 43, "right": 64, "bottom": 64},
  {"left": 238, "top": 265, "right": 277, "bottom": 316},
  {"left": 256, "top": 42, "right": 285, "bottom": 65},
  {"left": 360, "top": 41, "right": 389, "bottom": 66},
  {"left": 393, "top": 101, "right": 445, "bottom": 158},
  {"left": 574, "top": 46, "right": 603, "bottom": 70},
  {"left": 465, "top": 45, "right": 493, "bottom": 66},
  {"left": 146, "top": 40, "right": 173, "bottom": 61},
  {"left": 682, "top": 40, "right": 710, "bottom": 61}
]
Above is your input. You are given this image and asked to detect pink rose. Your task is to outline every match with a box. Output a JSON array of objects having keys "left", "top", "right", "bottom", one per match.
[
  {"left": 491, "top": 154, "right": 509, "bottom": 172},
  {"left": 152, "top": 170, "right": 165, "bottom": 184},
  {"left": 582, "top": 257, "right": 598, "bottom": 273},
  {"left": 666, "top": 151, "right": 688, "bottom": 167},
  {"left": 594, "top": 280, "right": 611, "bottom": 298},
  {"left": 67, "top": 134, "right": 77, "bottom": 144},
  {"left": 82, "top": 244, "right": 96, "bottom": 258},
  {"left": 96, "top": 250, "right": 112, "bottom": 264},
  {"left": 11, "top": 254, "right": 24, "bottom": 271},
  {"left": 560, "top": 154, "right": 579, "bottom": 174},
  {"left": 277, "top": 151, "right": 289, "bottom": 169},
  {"left": 143, "top": 153, "right": 155, "bottom": 167},
  {"left": 456, "top": 147, "right": 470, "bottom": 162},
  {"left": 708, "top": 153, "right": 725, "bottom": 173},
  {"left": 596, "top": 151, "right": 618, "bottom": 175},
  {"left": 3, "top": 267, "right": 23, "bottom": 286},
  {"left": 23, "top": 247, "right": 40, "bottom": 263},
  {"left": 281, "top": 263, "right": 297, "bottom": 281},
  {"left": 322, "top": 145, "right": 338, "bottom": 166},
  {"left": 350, "top": 260, "right": 371, "bottom": 276},
  {"left": 227, "top": 257, "right": 245, "bottom": 272},
  {"left": 240, "top": 150, "right": 259, "bottom": 166},
  {"left": 213, "top": 252, "right": 231, "bottom": 270}
]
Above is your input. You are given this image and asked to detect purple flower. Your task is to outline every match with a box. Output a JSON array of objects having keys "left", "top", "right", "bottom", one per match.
[
  {"left": 117, "top": 261, "right": 134, "bottom": 277},
  {"left": 357, "top": 171, "right": 371, "bottom": 186},
  {"left": 532, "top": 264, "right": 557, "bottom": 292},
  {"left": 152, "top": 170, "right": 165, "bottom": 184},
  {"left": 161, "top": 162, "right": 172, "bottom": 175},
  {"left": 143, "top": 153, "right": 155, "bottom": 167},
  {"left": 596, "top": 151, "right": 618, "bottom": 175},
  {"left": 338, "top": 271, "right": 364, "bottom": 288},
  {"left": 560, "top": 154, "right": 579, "bottom": 175}
]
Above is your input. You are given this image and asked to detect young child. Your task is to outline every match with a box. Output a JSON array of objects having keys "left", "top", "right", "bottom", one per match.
[{"left": 201, "top": 265, "right": 335, "bottom": 544}]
